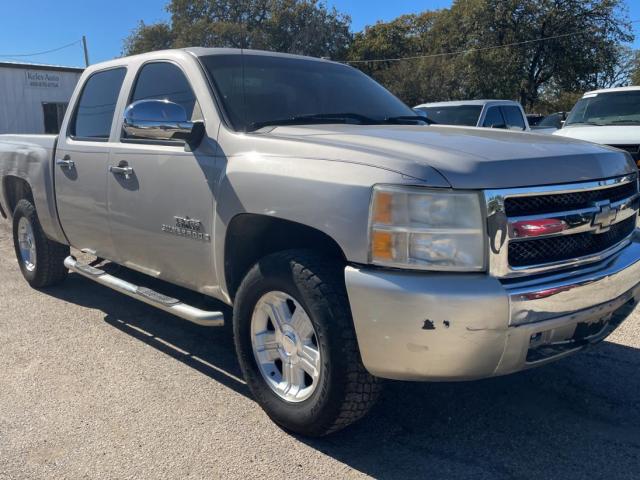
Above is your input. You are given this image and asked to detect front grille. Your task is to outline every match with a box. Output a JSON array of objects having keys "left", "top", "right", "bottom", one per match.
[
  {"left": 509, "top": 216, "right": 636, "bottom": 267},
  {"left": 505, "top": 180, "right": 637, "bottom": 217}
]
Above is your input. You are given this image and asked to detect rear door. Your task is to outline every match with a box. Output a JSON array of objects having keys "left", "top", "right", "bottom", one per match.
[
  {"left": 54, "top": 67, "right": 127, "bottom": 257},
  {"left": 106, "top": 60, "right": 219, "bottom": 293}
]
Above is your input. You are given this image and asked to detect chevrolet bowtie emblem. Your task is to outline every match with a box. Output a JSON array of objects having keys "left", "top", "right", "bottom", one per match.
[{"left": 592, "top": 200, "right": 617, "bottom": 233}]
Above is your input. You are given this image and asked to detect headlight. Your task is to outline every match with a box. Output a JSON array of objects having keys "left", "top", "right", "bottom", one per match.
[{"left": 368, "top": 185, "right": 486, "bottom": 271}]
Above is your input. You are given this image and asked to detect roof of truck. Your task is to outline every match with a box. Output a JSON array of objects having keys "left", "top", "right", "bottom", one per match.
[
  {"left": 184, "top": 47, "right": 332, "bottom": 62},
  {"left": 583, "top": 86, "right": 640, "bottom": 96},
  {"left": 414, "top": 99, "right": 522, "bottom": 108}
]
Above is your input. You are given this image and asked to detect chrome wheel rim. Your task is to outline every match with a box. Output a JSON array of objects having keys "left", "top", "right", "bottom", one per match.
[
  {"left": 250, "top": 291, "right": 321, "bottom": 403},
  {"left": 17, "top": 217, "right": 36, "bottom": 272}
]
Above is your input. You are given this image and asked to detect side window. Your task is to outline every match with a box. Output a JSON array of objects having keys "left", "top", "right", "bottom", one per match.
[
  {"left": 128, "top": 62, "right": 201, "bottom": 121},
  {"left": 482, "top": 107, "right": 505, "bottom": 128},
  {"left": 71, "top": 68, "right": 126, "bottom": 140},
  {"left": 501, "top": 106, "right": 526, "bottom": 131}
]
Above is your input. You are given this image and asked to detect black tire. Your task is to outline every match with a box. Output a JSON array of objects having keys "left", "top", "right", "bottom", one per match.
[
  {"left": 233, "top": 249, "right": 382, "bottom": 436},
  {"left": 12, "top": 199, "right": 69, "bottom": 288}
]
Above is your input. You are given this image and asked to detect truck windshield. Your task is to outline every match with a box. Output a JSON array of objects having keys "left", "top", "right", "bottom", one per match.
[
  {"left": 414, "top": 105, "right": 482, "bottom": 126},
  {"left": 565, "top": 91, "right": 640, "bottom": 126},
  {"left": 199, "top": 54, "right": 420, "bottom": 132}
]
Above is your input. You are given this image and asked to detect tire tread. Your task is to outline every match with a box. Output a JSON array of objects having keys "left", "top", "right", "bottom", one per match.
[{"left": 13, "top": 199, "right": 69, "bottom": 288}]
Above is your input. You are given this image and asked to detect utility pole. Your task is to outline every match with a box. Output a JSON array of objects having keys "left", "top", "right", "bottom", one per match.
[{"left": 82, "top": 35, "right": 90, "bottom": 67}]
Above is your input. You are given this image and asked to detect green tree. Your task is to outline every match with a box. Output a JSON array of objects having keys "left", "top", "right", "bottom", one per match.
[
  {"left": 347, "top": 0, "right": 633, "bottom": 110},
  {"left": 123, "top": 21, "right": 174, "bottom": 56},
  {"left": 626, "top": 49, "right": 640, "bottom": 86},
  {"left": 123, "top": 0, "right": 351, "bottom": 59}
]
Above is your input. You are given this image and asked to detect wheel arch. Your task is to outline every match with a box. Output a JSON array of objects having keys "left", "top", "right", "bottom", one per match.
[
  {"left": 2, "top": 176, "right": 34, "bottom": 218},
  {"left": 224, "top": 214, "right": 347, "bottom": 301}
]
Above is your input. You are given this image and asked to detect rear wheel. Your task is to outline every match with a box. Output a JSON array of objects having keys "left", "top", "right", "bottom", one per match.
[
  {"left": 12, "top": 199, "right": 69, "bottom": 288},
  {"left": 233, "top": 249, "right": 382, "bottom": 436}
]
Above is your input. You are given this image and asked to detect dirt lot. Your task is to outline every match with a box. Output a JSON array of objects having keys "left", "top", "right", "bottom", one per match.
[{"left": 1, "top": 219, "right": 639, "bottom": 479}]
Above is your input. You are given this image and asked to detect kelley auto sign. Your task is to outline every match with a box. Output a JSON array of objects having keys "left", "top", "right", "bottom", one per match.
[{"left": 25, "top": 71, "right": 60, "bottom": 88}]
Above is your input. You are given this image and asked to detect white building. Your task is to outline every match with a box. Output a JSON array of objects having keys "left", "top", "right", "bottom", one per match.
[{"left": 0, "top": 61, "right": 83, "bottom": 134}]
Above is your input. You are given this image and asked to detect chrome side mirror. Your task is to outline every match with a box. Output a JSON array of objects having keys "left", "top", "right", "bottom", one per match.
[{"left": 122, "top": 99, "right": 204, "bottom": 146}]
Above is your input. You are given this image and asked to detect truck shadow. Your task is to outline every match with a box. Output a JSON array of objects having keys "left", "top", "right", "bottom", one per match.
[{"left": 43, "top": 271, "right": 640, "bottom": 480}]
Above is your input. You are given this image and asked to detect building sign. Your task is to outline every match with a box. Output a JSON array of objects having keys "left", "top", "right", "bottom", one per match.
[{"left": 25, "top": 71, "right": 60, "bottom": 88}]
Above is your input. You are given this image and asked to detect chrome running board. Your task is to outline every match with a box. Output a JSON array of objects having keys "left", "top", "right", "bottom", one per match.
[{"left": 64, "top": 256, "right": 224, "bottom": 327}]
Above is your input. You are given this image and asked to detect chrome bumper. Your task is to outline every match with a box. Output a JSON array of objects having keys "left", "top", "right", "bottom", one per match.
[{"left": 345, "top": 234, "right": 640, "bottom": 381}]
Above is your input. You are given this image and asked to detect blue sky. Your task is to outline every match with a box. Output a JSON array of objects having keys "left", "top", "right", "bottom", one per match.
[{"left": 0, "top": 0, "right": 638, "bottom": 68}]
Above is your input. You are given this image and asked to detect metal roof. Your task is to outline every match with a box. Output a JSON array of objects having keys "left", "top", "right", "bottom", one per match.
[{"left": 0, "top": 60, "right": 84, "bottom": 73}]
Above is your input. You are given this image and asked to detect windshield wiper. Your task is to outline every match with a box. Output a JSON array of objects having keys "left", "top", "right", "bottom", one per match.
[
  {"left": 609, "top": 119, "right": 640, "bottom": 125},
  {"left": 248, "top": 112, "right": 432, "bottom": 131},
  {"left": 566, "top": 121, "right": 606, "bottom": 126},
  {"left": 248, "top": 113, "right": 379, "bottom": 131},
  {"left": 384, "top": 115, "right": 434, "bottom": 125}
]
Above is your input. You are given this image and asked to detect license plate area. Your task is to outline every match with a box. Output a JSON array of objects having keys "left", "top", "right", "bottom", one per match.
[{"left": 525, "top": 297, "right": 636, "bottom": 363}]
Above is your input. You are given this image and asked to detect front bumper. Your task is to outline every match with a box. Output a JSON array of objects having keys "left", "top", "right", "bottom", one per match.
[{"left": 345, "top": 234, "right": 640, "bottom": 381}]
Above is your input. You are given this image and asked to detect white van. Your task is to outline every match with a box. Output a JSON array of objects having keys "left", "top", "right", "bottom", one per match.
[{"left": 554, "top": 86, "right": 640, "bottom": 166}]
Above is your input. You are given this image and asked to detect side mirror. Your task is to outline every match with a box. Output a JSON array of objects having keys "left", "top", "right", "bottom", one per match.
[
  {"left": 122, "top": 99, "right": 204, "bottom": 147},
  {"left": 412, "top": 108, "right": 428, "bottom": 118}
]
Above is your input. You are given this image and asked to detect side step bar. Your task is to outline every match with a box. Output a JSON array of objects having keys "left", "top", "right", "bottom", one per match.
[{"left": 64, "top": 256, "right": 225, "bottom": 327}]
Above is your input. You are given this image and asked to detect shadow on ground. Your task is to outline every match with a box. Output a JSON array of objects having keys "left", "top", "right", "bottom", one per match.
[{"left": 43, "top": 270, "right": 640, "bottom": 480}]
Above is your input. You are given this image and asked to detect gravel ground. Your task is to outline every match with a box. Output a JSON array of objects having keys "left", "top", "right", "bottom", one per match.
[{"left": 1, "top": 219, "right": 639, "bottom": 479}]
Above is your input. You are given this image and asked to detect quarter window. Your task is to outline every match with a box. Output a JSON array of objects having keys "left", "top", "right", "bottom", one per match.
[{"left": 71, "top": 68, "right": 126, "bottom": 140}]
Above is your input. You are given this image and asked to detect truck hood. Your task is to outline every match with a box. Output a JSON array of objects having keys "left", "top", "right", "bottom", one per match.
[
  {"left": 265, "top": 124, "right": 635, "bottom": 189},
  {"left": 553, "top": 125, "right": 640, "bottom": 146}
]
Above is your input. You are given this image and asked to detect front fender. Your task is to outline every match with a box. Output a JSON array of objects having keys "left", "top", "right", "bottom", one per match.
[{"left": 212, "top": 152, "right": 431, "bottom": 298}]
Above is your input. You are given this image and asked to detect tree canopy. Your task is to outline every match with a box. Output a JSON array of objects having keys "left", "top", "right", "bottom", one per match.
[
  {"left": 122, "top": 0, "right": 636, "bottom": 112},
  {"left": 123, "top": 0, "right": 351, "bottom": 59}
]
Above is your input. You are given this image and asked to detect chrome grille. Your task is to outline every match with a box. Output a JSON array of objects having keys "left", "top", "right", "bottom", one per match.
[
  {"left": 485, "top": 174, "right": 639, "bottom": 278},
  {"left": 504, "top": 181, "right": 637, "bottom": 217},
  {"left": 508, "top": 216, "right": 636, "bottom": 267}
]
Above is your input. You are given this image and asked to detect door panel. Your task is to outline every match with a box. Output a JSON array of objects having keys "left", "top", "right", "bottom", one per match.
[
  {"left": 107, "top": 143, "right": 218, "bottom": 293},
  {"left": 54, "top": 144, "right": 113, "bottom": 255},
  {"left": 54, "top": 67, "right": 127, "bottom": 257}
]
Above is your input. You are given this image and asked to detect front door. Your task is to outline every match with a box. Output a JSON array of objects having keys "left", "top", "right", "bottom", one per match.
[
  {"left": 106, "top": 61, "right": 218, "bottom": 294},
  {"left": 54, "top": 67, "right": 127, "bottom": 258}
]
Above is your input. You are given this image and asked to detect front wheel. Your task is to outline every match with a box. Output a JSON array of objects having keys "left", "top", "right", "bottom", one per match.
[
  {"left": 12, "top": 199, "right": 69, "bottom": 288},
  {"left": 233, "top": 250, "right": 382, "bottom": 436}
]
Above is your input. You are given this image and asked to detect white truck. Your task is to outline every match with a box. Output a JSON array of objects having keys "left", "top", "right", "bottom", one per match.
[
  {"left": 1, "top": 48, "right": 640, "bottom": 436},
  {"left": 414, "top": 99, "right": 530, "bottom": 130}
]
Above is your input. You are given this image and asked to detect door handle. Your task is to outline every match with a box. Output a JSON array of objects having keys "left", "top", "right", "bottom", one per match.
[
  {"left": 56, "top": 157, "right": 75, "bottom": 169},
  {"left": 109, "top": 164, "right": 134, "bottom": 180}
]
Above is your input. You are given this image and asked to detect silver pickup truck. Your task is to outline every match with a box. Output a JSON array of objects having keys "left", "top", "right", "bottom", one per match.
[{"left": 1, "top": 48, "right": 639, "bottom": 437}]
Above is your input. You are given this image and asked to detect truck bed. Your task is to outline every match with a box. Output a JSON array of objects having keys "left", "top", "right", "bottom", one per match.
[{"left": 0, "top": 134, "right": 66, "bottom": 243}]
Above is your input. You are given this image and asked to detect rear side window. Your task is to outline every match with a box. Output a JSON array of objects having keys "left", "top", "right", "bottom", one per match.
[
  {"left": 417, "top": 105, "right": 482, "bottom": 126},
  {"left": 71, "top": 68, "right": 126, "bottom": 140},
  {"left": 482, "top": 107, "right": 505, "bottom": 128},
  {"left": 501, "top": 106, "right": 526, "bottom": 130},
  {"left": 129, "top": 62, "right": 200, "bottom": 120}
]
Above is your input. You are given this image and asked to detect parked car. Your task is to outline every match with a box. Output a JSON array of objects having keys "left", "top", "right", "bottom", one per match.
[
  {"left": 414, "top": 99, "right": 530, "bottom": 130},
  {"left": 554, "top": 87, "right": 640, "bottom": 167},
  {"left": 530, "top": 112, "right": 568, "bottom": 134},
  {"left": 527, "top": 113, "right": 545, "bottom": 127},
  {"left": 2, "top": 48, "right": 640, "bottom": 437}
]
